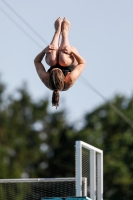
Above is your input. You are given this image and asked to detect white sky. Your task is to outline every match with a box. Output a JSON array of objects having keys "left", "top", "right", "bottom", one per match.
[{"left": 0, "top": 0, "right": 133, "bottom": 125}]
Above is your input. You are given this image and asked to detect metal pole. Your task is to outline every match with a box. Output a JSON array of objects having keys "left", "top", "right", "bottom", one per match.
[
  {"left": 90, "top": 150, "right": 96, "bottom": 200},
  {"left": 97, "top": 152, "right": 103, "bottom": 200},
  {"left": 76, "top": 141, "right": 82, "bottom": 196}
]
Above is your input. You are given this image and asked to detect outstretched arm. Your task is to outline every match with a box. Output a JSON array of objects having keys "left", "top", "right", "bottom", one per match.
[{"left": 62, "top": 46, "right": 86, "bottom": 88}]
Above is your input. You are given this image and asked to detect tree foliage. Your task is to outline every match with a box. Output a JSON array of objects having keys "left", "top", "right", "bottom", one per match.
[
  {"left": 0, "top": 79, "right": 133, "bottom": 199},
  {"left": 80, "top": 95, "right": 133, "bottom": 199}
]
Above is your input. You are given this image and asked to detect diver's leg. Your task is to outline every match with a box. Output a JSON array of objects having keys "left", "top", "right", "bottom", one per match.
[
  {"left": 45, "top": 17, "right": 62, "bottom": 66},
  {"left": 59, "top": 18, "right": 74, "bottom": 66}
]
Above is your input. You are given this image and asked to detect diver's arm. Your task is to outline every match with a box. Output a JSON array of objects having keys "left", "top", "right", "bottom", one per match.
[
  {"left": 34, "top": 47, "right": 47, "bottom": 78},
  {"left": 63, "top": 46, "right": 86, "bottom": 87}
]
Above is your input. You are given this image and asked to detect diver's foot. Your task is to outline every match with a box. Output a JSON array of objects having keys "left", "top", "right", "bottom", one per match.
[
  {"left": 61, "top": 17, "right": 70, "bottom": 34},
  {"left": 54, "top": 17, "right": 62, "bottom": 33}
]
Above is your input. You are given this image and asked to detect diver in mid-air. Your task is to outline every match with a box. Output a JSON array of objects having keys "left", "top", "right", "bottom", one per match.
[{"left": 34, "top": 17, "right": 86, "bottom": 108}]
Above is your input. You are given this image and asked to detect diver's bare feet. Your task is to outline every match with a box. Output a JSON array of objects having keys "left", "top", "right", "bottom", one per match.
[
  {"left": 61, "top": 17, "right": 70, "bottom": 34},
  {"left": 54, "top": 17, "right": 62, "bottom": 33}
]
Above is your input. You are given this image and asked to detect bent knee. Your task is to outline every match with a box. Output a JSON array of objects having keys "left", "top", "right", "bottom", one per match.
[
  {"left": 59, "top": 52, "right": 73, "bottom": 66},
  {"left": 45, "top": 50, "right": 58, "bottom": 66}
]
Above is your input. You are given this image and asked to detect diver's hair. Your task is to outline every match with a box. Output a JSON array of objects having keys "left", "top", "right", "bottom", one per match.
[{"left": 49, "top": 68, "right": 65, "bottom": 108}]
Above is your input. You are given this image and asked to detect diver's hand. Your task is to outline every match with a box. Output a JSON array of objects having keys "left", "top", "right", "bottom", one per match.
[
  {"left": 61, "top": 46, "right": 72, "bottom": 54},
  {"left": 61, "top": 46, "right": 78, "bottom": 55},
  {"left": 45, "top": 45, "right": 58, "bottom": 53}
]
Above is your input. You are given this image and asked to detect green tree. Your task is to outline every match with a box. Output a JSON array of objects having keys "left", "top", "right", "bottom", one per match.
[
  {"left": 1, "top": 77, "right": 133, "bottom": 200},
  {"left": 0, "top": 80, "right": 77, "bottom": 180},
  {"left": 80, "top": 95, "right": 133, "bottom": 200}
]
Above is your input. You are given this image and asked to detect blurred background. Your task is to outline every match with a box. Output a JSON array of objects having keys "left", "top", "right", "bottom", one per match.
[{"left": 0, "top": 1, "right": 133, "bottom": 199}]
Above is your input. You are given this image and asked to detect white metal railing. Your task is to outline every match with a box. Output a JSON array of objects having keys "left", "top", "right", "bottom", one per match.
[
  {"left": 75, "top": 140, "right": 103, "bottom": 200},
  {"left": 0, "top": 177, "right": 87, "bottom": 196},
  {"left": 0, "top": 141, "right": 102, "bottom": 199}
]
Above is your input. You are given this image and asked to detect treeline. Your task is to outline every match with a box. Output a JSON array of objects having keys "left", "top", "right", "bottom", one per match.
[{"left": 0, "top": 80, "right": 133, "bottom": 200}]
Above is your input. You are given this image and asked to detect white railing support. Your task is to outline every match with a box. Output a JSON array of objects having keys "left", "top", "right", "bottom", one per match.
[
  {"left": 97, "top": 152, "right": 103, "bottom": 200},
  {"left": 90, "top": 150, "right": 96, "bottom": 200},
  {"left": 75, "top": 140, "right": 103, "bottom": 200},
  {"left": 75, "top": 141, "right": 82, "bottom": 196}
]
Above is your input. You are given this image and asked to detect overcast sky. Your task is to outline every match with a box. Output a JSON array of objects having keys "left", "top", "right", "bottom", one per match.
[{"left": 0, "top": 0, "right": 133, "bottom": 126}]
